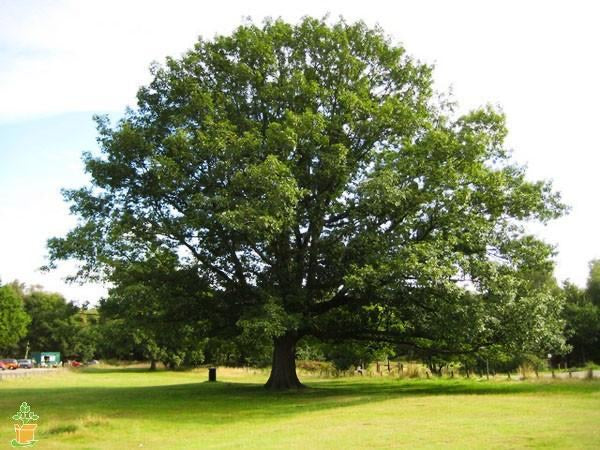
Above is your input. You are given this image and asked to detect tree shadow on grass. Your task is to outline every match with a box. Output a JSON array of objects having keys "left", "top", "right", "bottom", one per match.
[
  {"left": 1, "top": 371, "right": 598, "bottom": 428},
  {"left": 313, "top": 377, "right": 600, "bottom": 398},
  {"left": 77, "top": 367, "right": 161, "bottom": 374}
]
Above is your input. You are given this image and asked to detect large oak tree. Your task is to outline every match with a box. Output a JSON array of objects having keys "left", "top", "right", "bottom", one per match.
[{"left": 48, "top": 18, "right": 566, "bottom": 388}]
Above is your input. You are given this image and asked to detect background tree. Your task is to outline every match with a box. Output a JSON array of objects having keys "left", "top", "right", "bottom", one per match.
[
  {"left": 18, "top": 288, "right": 93, "bottom": 359},
  {"left": 586, "top": 259, "right": 600, "bottom": 306},
  {"left": 0, "top": 284, "right": 30, "bottom": 354},
  {"left": 68, "top": 309, "right": 100, "bottom": 362},
  {"left": 562, "top": 261, "right": 600, "bottom": 366},
  {"left": 48, "top": 17, "right": 566, "bottom": 389}
]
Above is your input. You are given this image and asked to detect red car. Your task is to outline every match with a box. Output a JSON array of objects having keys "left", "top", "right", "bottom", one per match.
[{"left": 0, "top": 359, "right": 19, "bottom": 370}]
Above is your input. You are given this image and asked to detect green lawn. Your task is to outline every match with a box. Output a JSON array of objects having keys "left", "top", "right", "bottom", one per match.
[{"left": 1, "top": 367, "right": 599, "bottom": 449}]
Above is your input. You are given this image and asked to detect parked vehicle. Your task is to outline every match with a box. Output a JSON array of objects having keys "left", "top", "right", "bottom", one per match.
[
  {"left": 18, "top": 359, "right": 34, "bottom": 369},
  {"left": 0, "top": 359, "right": 19, "bottom": 370},
  {"left": 0, "top": 361, "right": 6, "bottom": 370}
]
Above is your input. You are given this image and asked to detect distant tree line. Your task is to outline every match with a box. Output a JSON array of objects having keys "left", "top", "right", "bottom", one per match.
[
  {"left": 1, "top": 260, "right": 599, "bottom": 371},
  {"left": 0, "top": 281, "right": 97, "bottom": 361}
]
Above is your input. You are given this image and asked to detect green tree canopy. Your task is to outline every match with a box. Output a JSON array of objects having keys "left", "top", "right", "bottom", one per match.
[
  {"left": 48, "top": 17, "right": 566, "bottom": 388},
  {"left": 0, "top": 284, "right": 30, "bottom": 353},
  {"left": 18, "top": 288, "right": 95, "bottom": 359},
  {"left": 562, "top": 261, "right": 600, "bottom": 365}
]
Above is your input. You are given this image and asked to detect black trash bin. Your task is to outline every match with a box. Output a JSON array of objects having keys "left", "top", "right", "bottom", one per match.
[{"left": 208, "top": 367, "right": 217, "bottom": 382}]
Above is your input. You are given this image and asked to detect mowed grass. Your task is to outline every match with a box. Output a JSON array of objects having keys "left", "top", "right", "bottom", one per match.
[{"left": 1, "top": 367, "right": 599, "bottom": 449}]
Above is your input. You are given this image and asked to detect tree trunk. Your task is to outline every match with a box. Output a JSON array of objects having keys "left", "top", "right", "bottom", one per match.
[
  {"left": 265, "top": 334, "right": 304, "bottom": 390},
  {"left": 149, "top": 359, "right": 157, "bottom": 371}
]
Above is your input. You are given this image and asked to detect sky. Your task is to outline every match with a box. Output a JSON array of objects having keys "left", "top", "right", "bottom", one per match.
[{"left": 0, "top": 0, "right": 599, "bottom": 304}]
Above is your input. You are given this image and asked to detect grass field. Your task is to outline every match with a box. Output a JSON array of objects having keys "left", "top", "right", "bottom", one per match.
[{"left": 1, "top": 367, "right": 599, "bottom": 449}]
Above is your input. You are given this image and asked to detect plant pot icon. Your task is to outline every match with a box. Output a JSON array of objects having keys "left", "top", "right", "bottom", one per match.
[
  {"left": 11, "top": 402, "right": 39, "bottom": 447},
  {"left": 13, "top": 423, "right": 37, "bottom": 446}
]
